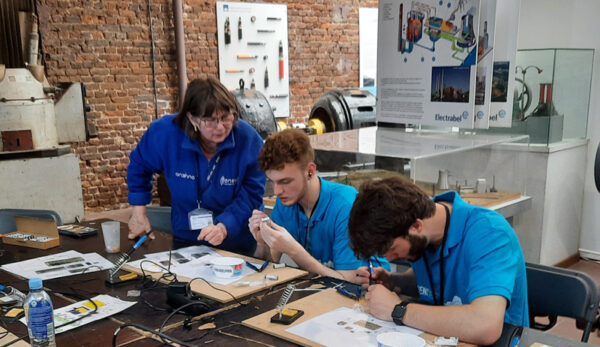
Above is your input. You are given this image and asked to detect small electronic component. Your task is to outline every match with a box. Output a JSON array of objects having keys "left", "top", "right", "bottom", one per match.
[
  {"left": 265, "top": 274, "right": 278, "bottom": 281},
  {"left": 273, "top": 263, "right": 286, "bottom": 269}
]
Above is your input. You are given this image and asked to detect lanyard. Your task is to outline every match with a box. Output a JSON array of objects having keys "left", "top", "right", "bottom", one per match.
[
  {"left": 423, "top": 203, "right": 450, "bottom": 305},
  {"left": 195, "top": 153, "right": 221, "bottom": 208},
  {"left": 302, "top": 193, "right": 320, "bottom": 254}
]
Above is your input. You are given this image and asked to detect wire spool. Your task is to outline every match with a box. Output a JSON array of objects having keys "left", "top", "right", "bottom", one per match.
[
  {"left": 231, "top": 79, "right": 277, "bottom": 139},
  {"left": 308, "top": 89, "right": 376, "bottom": 133}
]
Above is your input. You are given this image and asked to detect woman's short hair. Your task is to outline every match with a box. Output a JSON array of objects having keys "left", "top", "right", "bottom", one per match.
[
  {"left": 258, "top": 129, "right": 315, "bottom": 171},
  {"left": 173, "top": 76, "right": 240, "bottom": 140}
]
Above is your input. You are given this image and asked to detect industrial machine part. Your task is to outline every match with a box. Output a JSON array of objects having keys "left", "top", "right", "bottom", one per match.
[
  {"left": 0, "top": 66, "right": 94, "bottom": 152},
  {"left": 308, "top": 89, "right": 376, "bottom": 134},
  {"left": 231, "top": 79, "right": 277, "bottom": 139}
]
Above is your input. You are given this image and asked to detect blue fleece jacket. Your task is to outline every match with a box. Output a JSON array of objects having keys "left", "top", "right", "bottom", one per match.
[{"left": 127, "top": 115, "right": 265, "bottom": 253}]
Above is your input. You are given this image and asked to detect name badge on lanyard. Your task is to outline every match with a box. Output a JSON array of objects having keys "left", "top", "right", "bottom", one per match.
[
  {"left": 189, "top": 154, "right": 221, "bottom": 230},
  {"left": 188, "top": 207, "right": 213, "bottom": 230}
]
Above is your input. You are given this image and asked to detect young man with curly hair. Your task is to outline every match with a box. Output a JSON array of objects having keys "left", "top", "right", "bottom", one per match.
[
  {"left": 349, "top": 176, "right": 528, "bottom": 345},
  {"left": 248, "top": 129, "right": 388, "bottom": 283}
]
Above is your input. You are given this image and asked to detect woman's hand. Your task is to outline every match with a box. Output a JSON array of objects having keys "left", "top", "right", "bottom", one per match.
[
  {"left": 198, "top": 222, "right": 228, "bottom": 246},
  {"left": 128, "top": 205, "right": 154, "bottom": 239}
]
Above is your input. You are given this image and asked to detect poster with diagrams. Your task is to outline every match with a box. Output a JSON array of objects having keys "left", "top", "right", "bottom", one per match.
[
  {"left": 216, "top": 1, "right": 290, "bottom": 118},
  {"left": 376, "top": 0, "right": 481, "bottom": 128},
  {"left": 489, "top": 0, "right": 521, "bottom": 128},
  {"left": 473, "top": 0, "right": 497, "bottom": 129}
]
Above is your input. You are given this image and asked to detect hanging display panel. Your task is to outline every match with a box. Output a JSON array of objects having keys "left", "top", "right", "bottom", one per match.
[
  {"left": 376, "top": 0, "right": 481, "bottom": 128},
  {"left": 216, "top": 1, "right": 290, "bottom": 118},
  {"left": 488, "top": 0, "right": 521, "bottom": 128},
  {"left": 473, "top": 0, "right": 497, "bottom": 129}
]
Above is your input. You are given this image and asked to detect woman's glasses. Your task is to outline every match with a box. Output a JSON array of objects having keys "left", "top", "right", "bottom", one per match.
[{"left": 200, "top": 113, "right": 235, "bottom": 128}]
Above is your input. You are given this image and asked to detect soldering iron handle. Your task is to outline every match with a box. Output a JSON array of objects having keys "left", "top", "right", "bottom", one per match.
[{"left": 127, "top": 234, "right": 148, "bottom": 256}]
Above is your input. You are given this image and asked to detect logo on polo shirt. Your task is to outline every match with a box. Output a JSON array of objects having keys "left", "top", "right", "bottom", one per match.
[{"left": 220, "top": 176, "right": 238, "bottom": 186}]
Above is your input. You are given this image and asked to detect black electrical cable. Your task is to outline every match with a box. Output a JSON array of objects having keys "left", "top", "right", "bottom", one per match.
[
  {"left": 158, "top": 301, "right": 211, "bottom": 335},
  {"left": 187, "top": 277, "right": 245, "bottom": 306},
  {"left": 112, "top": 322, "right": 194, "bottom": 347},
  {"left": 147, "top": 0, "right": 159, "bottom": 120}
]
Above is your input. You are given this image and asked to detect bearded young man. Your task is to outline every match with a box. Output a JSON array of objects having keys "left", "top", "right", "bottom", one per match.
[
  {"left": 248, "top": 129, "right": 389, "bottom": 283},
  {"left": 349, "top": 176, "right": 528, "bottom": 345}
]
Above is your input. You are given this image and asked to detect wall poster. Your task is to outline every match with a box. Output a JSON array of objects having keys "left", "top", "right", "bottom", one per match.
[
  {"left": 488, "top": 0, "right": 521, "bottom": 128},
  {"left": 216, "top": 1, "right": 290, "bottom": 118},
  {"left": 376, "top": 0, "right": 481, "bottom": 128},
  {"left": 473, "top": 0, "right": 497, "bottom": 129},
  {"left": 359, "top": 7, "right": 379, "bottom": 96}
]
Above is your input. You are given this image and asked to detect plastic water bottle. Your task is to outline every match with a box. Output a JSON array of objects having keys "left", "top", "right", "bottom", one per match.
[{"left": 23, "top": 278, "right": 56, "bottom": 347}]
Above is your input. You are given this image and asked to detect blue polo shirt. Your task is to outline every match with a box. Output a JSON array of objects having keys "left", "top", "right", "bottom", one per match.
[
  {"left": 411, "top": 191, "right": 529, "bottom": 326},
  {"left": 271, "top": 178, "right": 390, "bottom": 271}
]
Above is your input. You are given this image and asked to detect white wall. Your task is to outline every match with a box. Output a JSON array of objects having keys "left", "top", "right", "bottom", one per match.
[{"left": 518, "top": 0, "right": 600, "bottom": 260}]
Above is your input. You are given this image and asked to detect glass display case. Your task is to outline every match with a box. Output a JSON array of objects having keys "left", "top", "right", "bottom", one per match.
[
  {"left": 308, "top": 126, "right": 530, "bottom": 216},
  {"left": 486, "top": 48, "right": 594, "bottom": 144}
]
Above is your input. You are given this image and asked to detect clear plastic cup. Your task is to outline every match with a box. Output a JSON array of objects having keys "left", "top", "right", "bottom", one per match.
[{"left": 101, "top": 221, "right": 121, "bottom": 253}]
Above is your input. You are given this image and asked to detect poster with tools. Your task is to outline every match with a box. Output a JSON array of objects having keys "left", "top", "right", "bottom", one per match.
[
  {"left": 376, "top": 0, "right": 481, "bottom": 128},
  {"left": 473, "top": 0, "right": 497, "bottom": 129},
  {"left": 488, "top": 0, "right": 521, "bottom": 128},
  {"left": 216, "top": 2, "right": 290, "bottom": 118}
]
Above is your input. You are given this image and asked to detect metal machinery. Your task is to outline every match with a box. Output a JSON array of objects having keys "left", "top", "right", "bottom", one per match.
[
  {"left": 0, "top": 65, "right": 93, "bottom": 222},
  {"left": 230, "top": 79, "right": 278, "bottom": 140},
  {"left": 305, "top": 88, "right": 377, "bottom": 134}
]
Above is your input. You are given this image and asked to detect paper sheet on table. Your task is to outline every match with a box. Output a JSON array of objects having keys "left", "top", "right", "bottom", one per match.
[
  {"left": 1, "top": 250, "right": 113, "bottom": 280},
  {"left": 286, "top": 307, "right": 422, "bottom": 347},
  {"left": 20, "top": 294, "right": 135, "bottom": 334},
  {"left": 125, "top": 245, "right": 258, "bottom": 285}
]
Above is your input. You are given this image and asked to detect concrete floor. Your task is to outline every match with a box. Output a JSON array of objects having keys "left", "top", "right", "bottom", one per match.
[{"left": 84, "top": 208, "right": 600, "bottom": 345}]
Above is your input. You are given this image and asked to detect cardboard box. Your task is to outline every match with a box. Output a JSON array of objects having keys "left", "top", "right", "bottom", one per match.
[{"left": 1, "top": 216, "right": 60, "bottom": 249}]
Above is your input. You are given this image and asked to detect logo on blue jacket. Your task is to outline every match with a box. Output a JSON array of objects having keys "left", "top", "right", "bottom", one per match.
[{"left": 220, "top": 176, "right": 237, "bottom": 186}]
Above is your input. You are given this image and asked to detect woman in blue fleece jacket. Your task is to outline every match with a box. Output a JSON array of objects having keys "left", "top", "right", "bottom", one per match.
[{"left": 127, "top": 76, "right": 265, "bottom": 254}]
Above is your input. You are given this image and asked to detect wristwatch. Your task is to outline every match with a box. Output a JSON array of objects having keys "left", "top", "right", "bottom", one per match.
[{"left": 391, "top": 300, "right": 414, "bottom": 326}]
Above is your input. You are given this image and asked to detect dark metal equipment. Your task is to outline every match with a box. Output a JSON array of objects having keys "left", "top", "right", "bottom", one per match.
[
  {"left": 231, "top": 79, "right": 277, "bottom": 139},
  {"left": 308, "top": 89, "right": 376, "bottom": 133}
]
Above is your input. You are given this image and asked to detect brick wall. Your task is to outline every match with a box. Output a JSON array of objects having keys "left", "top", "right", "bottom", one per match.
[{"left": 37, "top": 0, "right": 377, "bottom": 210}]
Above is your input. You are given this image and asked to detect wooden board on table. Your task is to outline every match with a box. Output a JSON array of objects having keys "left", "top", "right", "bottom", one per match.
[
  {"left": 122, "top": 249, "right": 307, "bottom": 303},
  {"left": 0, "top": 327, "right": 29, "bottom": 347},
  {"left": 460, "top": 191, "right": 522, "bottom": 208},
  {"left": 242, "top": 288, "right": 475, "bottom": 347}
]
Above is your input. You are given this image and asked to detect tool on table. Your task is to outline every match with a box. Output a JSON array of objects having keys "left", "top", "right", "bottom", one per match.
[
  {"left": 271, "top": 284, "right": 322, "bottom": 324},
  {"left": 238, "top": 17, "right": 242, "bottom": 40},
  {"left": 247, "top": 41, "right": 266, "bottom": 46},
  {"left": 269, "top": 94, "right": 288, "bottom": 98},
  {"left": 108, "top": 233, "right": 150, "bottom": 280},
  {"left": 245, "top": 260, "right": 270, "bottom": 272},
  {"left": 267, "top": 17, "right": 281, "bottom": 21},
  {"left": 279, "top": 40, "right": 284, "bottom": 79},
  {"left": 257, "top": 29, "right": 275, "bottom": 33},
  {"left": 225, "top": 69, "right": 244, "bottom": 73}
]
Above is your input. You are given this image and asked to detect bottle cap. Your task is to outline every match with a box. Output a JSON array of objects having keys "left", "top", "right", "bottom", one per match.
[{"left": 29, "top": 278, "right": 43, "bottom": 290}]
